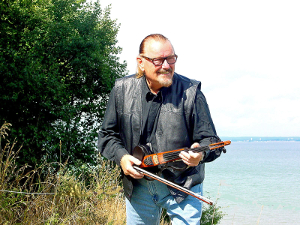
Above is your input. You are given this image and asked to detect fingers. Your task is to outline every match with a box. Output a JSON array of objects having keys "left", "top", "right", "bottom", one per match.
[
  {"left": 179, "top": 142, "right": 203, "bottom": 166},
  {"left": 190, "top": 142, "right": 200, "bottom": 149},
  {"left": 120, "top": 155, "right": 144, "bottom": 179},
  {"left": 181, "top": 151, "right": 203, "bottom": 166}
]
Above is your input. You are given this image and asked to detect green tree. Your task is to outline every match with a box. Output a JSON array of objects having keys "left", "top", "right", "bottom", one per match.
[{"left": 0, "top": 0, "right": 127, "bottom": 167}]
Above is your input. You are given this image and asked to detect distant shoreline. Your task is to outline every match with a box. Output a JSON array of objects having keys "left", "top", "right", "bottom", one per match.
[{"left": 220, "top": 137, "right": 300, "bottom": 142}]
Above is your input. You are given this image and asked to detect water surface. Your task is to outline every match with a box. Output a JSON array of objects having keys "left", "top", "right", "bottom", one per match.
[{"left": 204, "top": 141, "right": 300, "bottom": 224}]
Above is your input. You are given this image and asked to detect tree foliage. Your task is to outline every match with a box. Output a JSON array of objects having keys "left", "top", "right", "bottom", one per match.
[{"left": 0, "top": 0, "right": 127, "bottom": 167}]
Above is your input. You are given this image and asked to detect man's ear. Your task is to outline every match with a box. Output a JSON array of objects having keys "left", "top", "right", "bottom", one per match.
[{"left": 137, "top": 56, "right": 144, "bottom": 72}]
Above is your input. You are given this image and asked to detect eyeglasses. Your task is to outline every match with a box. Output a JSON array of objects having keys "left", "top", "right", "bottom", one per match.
[{"left": 141, "top": 54, "right": 178, "bottom": 66}]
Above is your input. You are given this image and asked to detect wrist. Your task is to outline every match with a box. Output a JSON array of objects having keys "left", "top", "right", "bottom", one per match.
[{"left": 200, "top": 151, "right": 206, "bottom": 163}]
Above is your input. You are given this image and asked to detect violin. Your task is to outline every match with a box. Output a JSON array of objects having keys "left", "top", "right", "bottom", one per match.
[
  {"left": 132, "top": 140, "right": 231, "bottom": 205},
  {"left": 133, "top": 140, "right": 231, "bottom": 169}
]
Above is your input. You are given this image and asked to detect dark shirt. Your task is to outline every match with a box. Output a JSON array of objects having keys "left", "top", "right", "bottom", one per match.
[{"left": 140, "top": 77, "right": 163, "bottom": 152}]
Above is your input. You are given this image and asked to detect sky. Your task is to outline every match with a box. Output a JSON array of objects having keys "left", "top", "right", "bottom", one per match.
[{"left": 97, "top": 0, "right": 300, "bottom": 137}]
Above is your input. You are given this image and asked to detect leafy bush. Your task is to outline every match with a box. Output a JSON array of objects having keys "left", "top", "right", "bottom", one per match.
[
  {"left": 201, "top": 201, "right": 225, "bottom": 225},
  {"left": 0, "top": 0, "right": 127, "bottom": 168}
]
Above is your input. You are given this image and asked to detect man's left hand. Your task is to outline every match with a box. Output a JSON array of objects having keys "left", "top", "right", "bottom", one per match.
[{"left": 179, "top": 142, "right": 204, "bottom": 166}]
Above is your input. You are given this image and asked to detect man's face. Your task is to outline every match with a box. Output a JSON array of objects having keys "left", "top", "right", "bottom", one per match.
[{"left": 137, "top": 39, "right": 176, "bottom": 93}]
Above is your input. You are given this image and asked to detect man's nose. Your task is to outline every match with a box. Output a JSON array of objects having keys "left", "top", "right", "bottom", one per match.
[{"left": 162, "top": 59, "right": 170, "bottom": 69}]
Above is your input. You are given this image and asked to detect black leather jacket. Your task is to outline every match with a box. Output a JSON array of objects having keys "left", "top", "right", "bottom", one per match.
[{"left": 98, "top": 73, "right": 222, "bottom": 202}]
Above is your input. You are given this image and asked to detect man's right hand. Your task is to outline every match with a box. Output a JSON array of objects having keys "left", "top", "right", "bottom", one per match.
[{"left": 120, "top": 154, "right": 144, "bottom": 179}]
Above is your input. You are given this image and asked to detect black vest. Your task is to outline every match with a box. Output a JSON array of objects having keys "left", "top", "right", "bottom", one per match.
[{"left": 114, "top": 73, "right": 205, "bottom": 203}]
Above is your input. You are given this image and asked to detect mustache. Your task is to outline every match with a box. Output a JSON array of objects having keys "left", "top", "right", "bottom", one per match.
[{"left": 158, "top": 68, "right": 173, "bottom": 74}]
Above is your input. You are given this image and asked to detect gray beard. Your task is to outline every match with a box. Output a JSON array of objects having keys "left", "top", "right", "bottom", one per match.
[
  {"left": 158, "top": 75, "right": 173, "bottom": 87},
  {"left": 157, "top": 68, "right": 173, "bottom": 87}
]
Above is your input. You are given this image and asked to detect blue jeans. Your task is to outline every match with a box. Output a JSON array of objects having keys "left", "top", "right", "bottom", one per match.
[{"left": 126, "top": 178, "right": 203, "bottom": 225}]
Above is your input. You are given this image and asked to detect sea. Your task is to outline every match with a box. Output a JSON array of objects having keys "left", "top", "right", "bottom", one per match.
[{"left": 203, "top": 141, "right": 300, "bottom": 225}]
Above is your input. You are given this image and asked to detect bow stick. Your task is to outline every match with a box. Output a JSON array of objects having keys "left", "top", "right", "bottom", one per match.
[{"left": 133, "top": 166, "right": 214, "bottom": 205}]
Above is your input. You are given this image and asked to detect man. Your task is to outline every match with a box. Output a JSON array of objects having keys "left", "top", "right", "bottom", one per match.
[{"left": 98, "top": 34, "right": 223, "bottom": 225}]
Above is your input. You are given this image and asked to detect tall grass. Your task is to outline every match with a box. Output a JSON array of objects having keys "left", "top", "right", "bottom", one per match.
[{"left": 0, "top": 122, "right": 126, "bottom": 224}]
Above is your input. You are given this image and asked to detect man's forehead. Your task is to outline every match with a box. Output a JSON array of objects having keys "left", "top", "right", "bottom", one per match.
[{"left": 144, "top": 39, "right": 174, "bottom": 56}]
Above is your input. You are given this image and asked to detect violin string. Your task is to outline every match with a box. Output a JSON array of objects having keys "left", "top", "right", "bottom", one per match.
[
  {"left": 162, "top": 149, "right": 199, "bottom": 160},
  {"left": 148, "top": 144, "right": 224, "bottom": 163},
  {"left": 161, "top": 145, "right": 224, "bottom": 161},
  {"left": 162, "top": 146, "right": 209, "bottom": 161}
]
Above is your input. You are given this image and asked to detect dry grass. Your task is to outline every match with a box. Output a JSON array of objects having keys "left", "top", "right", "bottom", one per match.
[{"left": 0, "top": 122, "right": 126, "bottom": 225}]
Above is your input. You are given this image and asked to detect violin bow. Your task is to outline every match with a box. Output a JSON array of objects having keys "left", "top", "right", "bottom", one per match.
[{"left": 133, "top": 166, "right": 214, "bottom": 205}]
